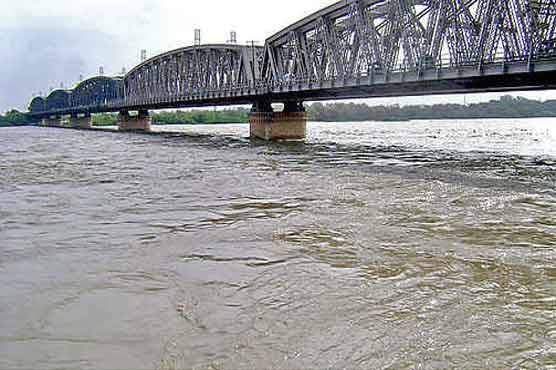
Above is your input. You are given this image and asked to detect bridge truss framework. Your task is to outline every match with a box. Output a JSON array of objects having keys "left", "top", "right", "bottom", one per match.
[{"left": 29, "top": 0, "right": 556, "bottom": 118}]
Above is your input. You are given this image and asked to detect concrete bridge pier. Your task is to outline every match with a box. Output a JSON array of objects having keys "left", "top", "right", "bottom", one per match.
[
  {"left": 118, "top": 110, "right": 152, "bottom": 132},
  {"left": 69, "top": 113, "right": 93, "bottom": 129},
  {"left": 41, "top": 116, "right": 63, "bottom": 127},
  {"left": 250, "top": 101, "right": 307, "bottom": 141}
]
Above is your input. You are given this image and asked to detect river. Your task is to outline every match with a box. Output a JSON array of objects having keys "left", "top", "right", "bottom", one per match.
[{"left": 1, "top": 119, "right": 555, "bottom": 370}]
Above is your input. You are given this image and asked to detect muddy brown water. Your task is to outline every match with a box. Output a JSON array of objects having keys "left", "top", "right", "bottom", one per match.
[{"left": 1, "top": 119, "right": 555, "bottom": 370}]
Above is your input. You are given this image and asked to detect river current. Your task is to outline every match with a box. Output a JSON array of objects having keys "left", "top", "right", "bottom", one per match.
[{"left": 1, "top": 119, "right": 555, "bottom": 370}]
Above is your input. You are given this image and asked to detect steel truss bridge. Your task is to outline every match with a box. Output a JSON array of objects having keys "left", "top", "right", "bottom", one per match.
[{"left": 29, "top": 0, "right": 556, "bottom": 119}]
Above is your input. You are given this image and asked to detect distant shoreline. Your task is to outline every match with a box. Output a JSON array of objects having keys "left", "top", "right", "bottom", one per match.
[
  {"left": 2, "top": 95, "right": 556, "bottom": 127},
  {"left": 91, "top": 96, "right": 556, "bottom": 125}
]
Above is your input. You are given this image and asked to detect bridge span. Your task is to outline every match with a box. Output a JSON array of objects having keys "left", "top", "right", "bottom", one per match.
[{"left": 28, "top": 0, "right": 556, "bottom": 140}]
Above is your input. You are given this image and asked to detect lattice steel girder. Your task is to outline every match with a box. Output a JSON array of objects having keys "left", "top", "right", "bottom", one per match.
[
  {"left": 124, "top": 44, "right": 263, "bottom": 104},
  {"left": 45, "top": 90, "right": 72, "bottom": 111},
  {"left": 262, "top": 0, "right": 556, "bottom": 82},
  {"left": 71, "top": 76, "right": 123, "bottom": 108},
  {"left": 29, "top": 97, "right": 46, "bottom": 113}
]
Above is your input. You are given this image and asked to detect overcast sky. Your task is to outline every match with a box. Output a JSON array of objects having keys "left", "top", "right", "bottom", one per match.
[{"left": 1, "top": 0, "right": 554, "bottom": 112}]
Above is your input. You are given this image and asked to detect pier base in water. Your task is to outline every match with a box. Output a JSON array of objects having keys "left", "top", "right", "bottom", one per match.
[
  {"left": 118, "top": 110, "right": 152, "bottom": 132},
  {"left": 41, "top": 116, "right": 63, "bottom": 127},
  {"left": 69, "top": 114, "right": 93, "bottom": 129},
  {"left": 250, "top": 101, "right": 307, "bottom": 141}
]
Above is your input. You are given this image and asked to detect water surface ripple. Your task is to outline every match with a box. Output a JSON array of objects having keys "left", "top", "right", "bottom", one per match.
[{"left": 0, "top": 119, "right": 555, "bottom": 370}]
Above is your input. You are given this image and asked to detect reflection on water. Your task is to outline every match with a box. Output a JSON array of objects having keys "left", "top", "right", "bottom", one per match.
[{"left": 0, "top": 119, "right": 555, "bottom": 370}]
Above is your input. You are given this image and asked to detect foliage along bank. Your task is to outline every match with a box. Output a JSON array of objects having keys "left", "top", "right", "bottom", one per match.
[
  {"left": 306, "top": 96, "right": 556, "bottom": 122},
  {"left": 0, "top": 110, "right": 34, "bottom": 127},
  {"left": 3, "top": 96, "right": 556, "bottom": 127},
  {"left": 92, "top": 109, "right": 250, "bottom": 126},
  {"left": 93, "top": 96, "right": 556, "bottom": 126}
]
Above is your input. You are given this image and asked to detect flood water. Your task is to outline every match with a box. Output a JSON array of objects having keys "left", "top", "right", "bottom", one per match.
[{"left": 1, "top": 119, "right": 556, "bottom": 370}]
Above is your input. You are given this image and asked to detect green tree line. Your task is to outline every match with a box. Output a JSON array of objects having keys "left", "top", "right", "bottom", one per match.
[
  {"left": 307, "top": 96, "right": 556, "bottom": 122},
  {"left": 0, "top": 110, "right": 34, "bottom": 127},
  {"left": 2, "top": 96, "right": 556, "bottom": 127},
  {"left": 154, "top": 109, "right": 250, "bottom": 124},
  {"left": 0, "top": 108, "right": 250, "bottom": 127},
  {"left": 93, "top": 97, "right": 556, "bottom": 125},
  {"left": 92, "top": 109, "right": 250, "bottom": 126}
]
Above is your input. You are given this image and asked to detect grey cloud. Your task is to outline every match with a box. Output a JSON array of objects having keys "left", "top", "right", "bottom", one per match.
[{"left": 0, "top": 24, "right": 132, "bottom": 112}]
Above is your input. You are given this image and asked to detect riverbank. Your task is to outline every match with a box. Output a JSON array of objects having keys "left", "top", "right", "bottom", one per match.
[
  {"left": 0, "top": 110, "right": 34, "bottom": 126},
  {"left": 4, "top": 95, "right": 556, "bottom": 127},
  {"left": 93, "top": 109, "right": 250, "bottom": 126},
  {"left": 309, "top": 96, "right": 556, "bottom": 122},
  {"left": 91, "top": 96, "right": 556, "bottom": 125}
]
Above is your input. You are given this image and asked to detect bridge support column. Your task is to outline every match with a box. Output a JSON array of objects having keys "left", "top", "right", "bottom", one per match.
[
  {"left": 69, "top": 113, "right": 93, "bottom": 129},
  {"left": 41, "top": 116, "right": 63, "bottom": 127},
  {"left": 249, "top": 101, "right": 307, "bottom": 141},
  {"left": 118, "top": 110, "right": 152, "bottom": 132}
]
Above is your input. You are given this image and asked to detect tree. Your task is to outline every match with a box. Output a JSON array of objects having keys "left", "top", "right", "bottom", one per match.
[{"left": 0, "top": 110, "right": 33, "bottom": 126}]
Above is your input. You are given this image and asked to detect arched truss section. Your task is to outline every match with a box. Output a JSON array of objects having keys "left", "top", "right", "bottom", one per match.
[
  {"left": 45, "top": 90, "right": 72, "bottom": 111},
  {"left": 29, "top": 97, "right": 46, "bottom": 113},
  {"left": 72, "top": 76, "right": 123, "bottom": 107},
  {"left": 124, "top": 44, "right": 264, "bottom": 104},
  {"left": 261, "top": 0, "right": 556, "bottom": 83}
]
